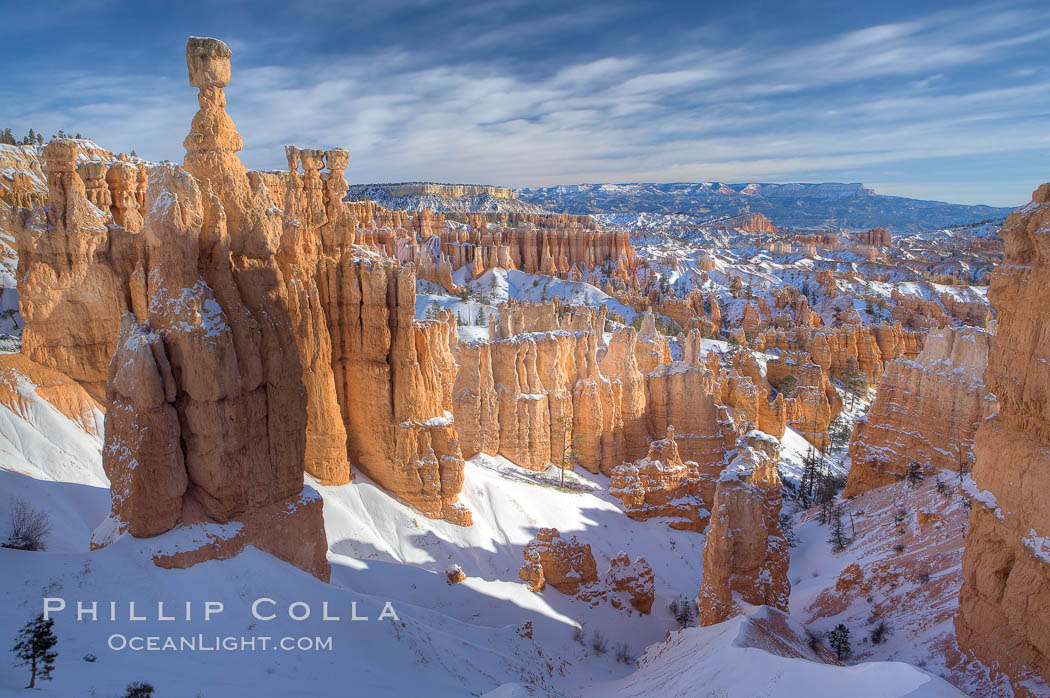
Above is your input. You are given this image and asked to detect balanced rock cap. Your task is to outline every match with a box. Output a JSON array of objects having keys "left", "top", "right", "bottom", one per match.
[{"left": 186, "top": 36, "right": 232, "bottom": 88}]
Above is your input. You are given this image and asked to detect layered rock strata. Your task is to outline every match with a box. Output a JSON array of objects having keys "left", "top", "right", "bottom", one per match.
[
  {"left": 844, "top": 327, "right": 994, "bottom": 497},
  {"left": 519, "top": 529, "right": 654, "bottom": 615},
  {"left": 697, "top": 431, "right": 790, "bottom": 626},
  {"left": 956, "top": 184, "right": 1050, "bottom": 690},
  {"left": 15, "top": 38, "right": 473, "bottom": 543},
  {"left": 609, "top": 427, "right": 713, "bottom": 533},
  {"left": 519, "top": 528, "right": 598, "bottom": 594}
]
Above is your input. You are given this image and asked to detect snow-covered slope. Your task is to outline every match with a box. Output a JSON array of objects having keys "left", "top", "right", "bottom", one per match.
[
  {"left": 584, "top": 604, "right": 964, "bottom": 697},
  {"left": 0, "top": 343, "right": 985, "bottom": 696}
]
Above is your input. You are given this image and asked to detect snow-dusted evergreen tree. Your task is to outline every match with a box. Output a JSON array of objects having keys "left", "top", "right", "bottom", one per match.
[
  {"left": 12, "top": 613, "right": 57, "bottom": 688},
  {"left": 829, "top": 624, "right": 851, "bottom": 660}
]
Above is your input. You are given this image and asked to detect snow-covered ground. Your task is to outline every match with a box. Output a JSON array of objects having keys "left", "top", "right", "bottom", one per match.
[{"left": 0, "top": 338, "right": 984, "bottom": 696}]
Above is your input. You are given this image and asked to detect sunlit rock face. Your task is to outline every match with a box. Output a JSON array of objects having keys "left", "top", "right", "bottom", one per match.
[
  {"left": 697, "top": 431, "right": 789, "bottom": 626},
  {"left": 844, "top": 327, "right": 994, "bottom": 497},
  {"left": 956, "top": 183, "right": 1050, "bottom": 691}
]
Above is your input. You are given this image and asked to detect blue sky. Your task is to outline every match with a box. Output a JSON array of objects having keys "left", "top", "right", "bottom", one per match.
[{"left": 2, "top": 0, "right": 1048, "bottom": 205}]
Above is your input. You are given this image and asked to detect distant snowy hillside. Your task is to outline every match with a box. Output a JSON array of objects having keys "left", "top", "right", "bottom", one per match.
[
  {"left": 517, "top": 182, "right": 1015, "bottom": 234},
  {"left": 348, "top": 183, "right": 552, "bottom": 215}
]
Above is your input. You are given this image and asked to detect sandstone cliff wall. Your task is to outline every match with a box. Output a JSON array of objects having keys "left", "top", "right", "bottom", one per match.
[
  {"left": 697, "top": 431, "right": 789, "bottom": 625},
  {"left": 957, "top": 183, "right": 1050, "bottom": 690},
  {"left": 844, "top": 327, "right": 993, "bottom": 497}
]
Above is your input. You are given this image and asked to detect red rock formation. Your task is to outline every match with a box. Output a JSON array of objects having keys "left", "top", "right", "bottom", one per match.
[
  {"left": 17, "top": 38, "right": 475, "bottom": 534},
  {"left": 453, "top": 329, "right": 603, "bottom": 471},
  {"left": 520, "top": 529, "right": 654, "bottom": 615},
  {"left": 323, "top": 255, "right": 470, "bottom": 523},
  {"left": 766, "top": 352, "right": 842, "bottom": 450},
  {"left": 579, "top": 552, "right": 655, "bottom": 614},
  {"left": 718, "top": 212, "right": 776, "bottom": 233},
  {"left": 957, "top": 183, "right": 1050, "bottom": 690},
  {"left": 354, "top": 203, "right": 635, "bottom": 282},
  {"left": 697, "top": 431, "right": 789, "bottom": 625},
  {"left": 0, "top": 353, "right": 103, "bottom": 437},
  {"left": 844, "top": 327, "right": 993, "bottom": 497},
  {"left": 446, "top": 564, "right": 467, "bottom": 584},
  {"left": 15, "top": 139, "right": 135, "bottom": 401},
  {"left": 519, "top": 528, "right": 598, "bottom": 594},
  {"left": 855, "top": 226, "right": 891, "bottom": 247},
  {"left": 609, "top": 427, "right": 713, "bottom": 533}
]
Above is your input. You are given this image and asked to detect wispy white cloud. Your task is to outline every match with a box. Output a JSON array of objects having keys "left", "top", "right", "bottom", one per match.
[{"left": 3, "top": 0, "right": 1048, "bottom": 205}]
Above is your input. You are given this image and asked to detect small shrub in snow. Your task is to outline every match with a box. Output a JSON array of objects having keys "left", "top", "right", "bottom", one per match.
[
  {"left": 614, "top": 642, "right": 632, "bottom": 664},
  {"left": 83, "top": 653, "right": 97, "bottom": 663},
  {"left": 893, "top": 543, "right": 906, "bottom": 554},
  {"left": 870, "top": 621, "right": 888, "bottom": 645},
  {"left": 806, "top": 630, "right": 822, "bottom": 653},
  {"left": 572, "top": 618, "right": 586, "bottom": 645},
  {"left": 4, "top": 498, "right": 51, "bottom": 551},
  {"left": 917, "top": 572, "right": 930, "bottom": 584},
  {"left": 778, "top": 514, "right": 798, "bottom": 548},
  {"left": 124, "top": 681, "right": 155, "bottom": 698},
  {"left": 590, "top": 630, "right": 608, "bottom": 655}
]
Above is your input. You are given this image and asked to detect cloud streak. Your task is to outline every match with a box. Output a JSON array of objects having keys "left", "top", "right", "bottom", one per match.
[{"left": 1, "top": 0, "right": 1047, "bottom": 205}]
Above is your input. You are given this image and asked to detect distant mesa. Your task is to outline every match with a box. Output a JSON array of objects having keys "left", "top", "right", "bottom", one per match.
[
  {"left": 348, "top": 182, "right": 516, "bottom": 200},
  {"left": 516, "top": 181, "right": 1015, "bottom": 233},
  {"left": 347, "top": 181, "right": 552, "bottom": 215}
]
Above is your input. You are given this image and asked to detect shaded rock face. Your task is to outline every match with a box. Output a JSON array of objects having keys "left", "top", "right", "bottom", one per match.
[
  {"left": 697, "top": 431, "right": 789, "bottom": 626},
  {"left": 844, "top": 327, "right": 994, "bottom": 497},
  {"left": 957, "top": 183, "right": 1050, "bottom": 689}
]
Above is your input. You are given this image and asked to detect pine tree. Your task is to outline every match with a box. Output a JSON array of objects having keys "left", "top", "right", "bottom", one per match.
[
  {"left": 800, "top": 448, "right": 821, "bottom": 503},
  {"left": 28, "top": 128, "right": 35, "bottom": 144},
  {"left": 556, "top": 415, "right": 580, "bottom": 488},
  {"left": 75, "top": 132, "right": 82, "bottom": 139},
  {"left": 476, "top": 308, "right": 486, "bottom": 327},
  {"left": 906, "top": 460, "right": 925, "bottom": 488},
  {"left": 828, "top": 623, "right": 851, "bottom": 660},
  {"left": 2, "top": 128, "right": 13, "bottom": 145},
  {"left": 841, "top": 357, "right": 865, "bottom": 409},
  {"left": 828, "top": 504, "right": 850, "bottom": 552},
  {"left": 130, "top": 149, "right": 137, "bottom": 157},
  {"left": 36, "top": 133, "right": 43, "bottom": 146},
  {"left": 12, "top": 613, "right": 58, "bottom": 688},
  {"left": 957, "top": 448, "right": 971, "bottom": 485}
]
